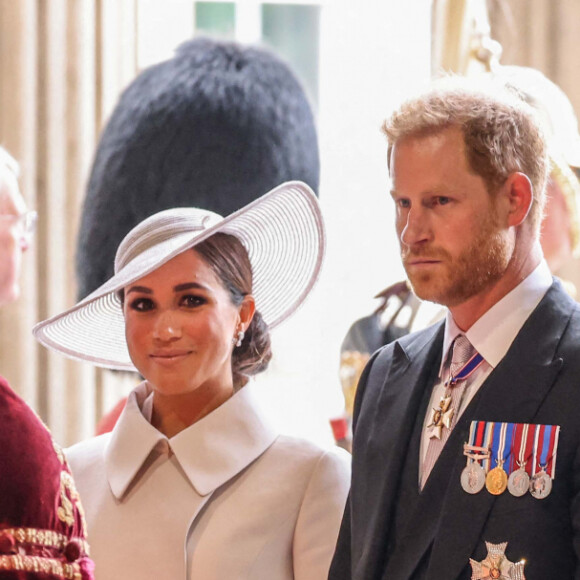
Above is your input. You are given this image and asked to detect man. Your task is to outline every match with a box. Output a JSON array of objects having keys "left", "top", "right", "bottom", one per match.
[
  {"left": 0, "top": 147, "right": 94, "bottom": 579},
  {"left": 330, "top": 77, "right": 580, "bottom": 579},
  {"left": 333, "top": 65, "right": 580, "bottom": 451}
]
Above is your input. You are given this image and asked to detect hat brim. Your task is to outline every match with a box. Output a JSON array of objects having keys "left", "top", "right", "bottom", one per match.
[{"left": 33, "top": 181, "right": 325, "bottom": 370}]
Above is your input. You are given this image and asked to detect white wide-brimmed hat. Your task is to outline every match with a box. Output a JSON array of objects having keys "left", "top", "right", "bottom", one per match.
[{"left": 33, "top": 181, "right": 325, "bottom": 371}]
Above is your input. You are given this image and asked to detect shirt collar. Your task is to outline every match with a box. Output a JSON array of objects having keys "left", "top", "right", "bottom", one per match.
[
  {"left": 440, "top": 260, "right": 552, "bottom": 376},
  {"left": 104, "top": 381, "right": 279, "bottom": 499}
]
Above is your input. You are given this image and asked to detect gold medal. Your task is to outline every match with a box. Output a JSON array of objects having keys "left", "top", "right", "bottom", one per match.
[
  {"left": 486, "top": 422, "right": 509, "bottom": 496},
  {"left": 485, "top": 466, "right": 508, "bottom": 495}
]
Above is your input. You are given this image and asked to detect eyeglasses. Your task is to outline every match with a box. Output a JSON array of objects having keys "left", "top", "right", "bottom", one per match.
[{"left": 0, "top": 210, "right": 38, "bottom": 240}]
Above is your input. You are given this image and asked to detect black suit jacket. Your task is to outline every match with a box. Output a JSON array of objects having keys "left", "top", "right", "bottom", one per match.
[{"left": 330, "top": 280, "right": 580, "bottom": 579}]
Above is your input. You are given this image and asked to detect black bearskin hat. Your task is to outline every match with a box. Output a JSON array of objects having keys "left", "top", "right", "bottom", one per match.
[{"left": 76, "top": 37, "right": 319, "bottom": 299}]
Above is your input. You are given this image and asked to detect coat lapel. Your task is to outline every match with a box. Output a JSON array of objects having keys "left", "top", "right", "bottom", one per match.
[
  {"left": 383, "top": 281, "right": 573, "bottom": 580},
  {"left": 352, "top": 322, "right": 444, "bottom": 579}
]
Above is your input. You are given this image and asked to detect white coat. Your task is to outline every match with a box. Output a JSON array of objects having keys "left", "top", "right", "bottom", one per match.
[{"left": 66, "top": 382, "right": 351, "bottom": 580}]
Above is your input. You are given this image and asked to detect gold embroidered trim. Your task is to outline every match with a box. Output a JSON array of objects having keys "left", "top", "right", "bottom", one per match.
[
  {"left": 0, "top": 554, "right": 82, "bottom": 579},
  {"left": 0, "top": 527, "right": 89, "bottom": 555}
]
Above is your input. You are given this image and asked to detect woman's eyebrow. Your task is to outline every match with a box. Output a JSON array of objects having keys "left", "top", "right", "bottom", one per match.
[
  {"left": 126, "top": 285, "right": 152, "bottom": 296},
  {"left": 173, "top": 282, "right": 210, "bottom": 292}
]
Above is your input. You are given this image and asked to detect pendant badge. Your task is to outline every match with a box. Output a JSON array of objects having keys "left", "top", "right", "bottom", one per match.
[
  {"left": 470, "top": 541, "right": 526, "bottom": 580},
  {"left": 427, "top": 393, "right": 454, "bottom": 440}
]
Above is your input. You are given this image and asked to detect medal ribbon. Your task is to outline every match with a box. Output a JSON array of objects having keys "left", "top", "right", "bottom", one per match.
[
  {"left": 483, "top": 421, "right": 494, "bottom": 473},
  {"left": 467, "top": 421, "right": 560, "bottom": 478},
  {"left": 489, "top": 422, "right": 514, "bottom": 470},
  {"left": 531, "top": 424, "right": 541, "bottom": 476},
  {"left": 464, "top": 421, "right": 490, "bottom": 462},
  {"left": 447, "top": 352, "right": 484, "bottom": 386},
  {"left": 490, "top": 423, "right": 502, "bottom": 469},
  {"left": 467, "top": 421, "right": 477, "bottom": 447},
  {"left": 533, "top": 424, "right": 560, "bottom": 478},
  {"left": 500, "top": 422, "right": 515, "bottom": 468},
  {"left": 549, "top": 425, "right": 561, "bottom": 478},
  {"left": 538, "top": 424, "right": 551, "bottom": 472},
  {"left": 523, "top": 423, "right": 537, "bottom": 477},
  {"left": 510, "top": 422, "right": 529, "bottom": 474}
]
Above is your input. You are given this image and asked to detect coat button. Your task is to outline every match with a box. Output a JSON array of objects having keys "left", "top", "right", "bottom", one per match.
[
  {"left": 64, "top": 539, "right": 82, "bottom": 562},
  {"left": 0, "top": 532, "right": 16, "bottom": 554}
]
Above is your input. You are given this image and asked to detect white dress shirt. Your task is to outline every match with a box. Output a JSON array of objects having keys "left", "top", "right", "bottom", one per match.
[
  {"left": 66, "top": 381, "right": 351, "bottom": 580},
  {"left": 419, "top": 261, "right": 553, "bottom": 474}
]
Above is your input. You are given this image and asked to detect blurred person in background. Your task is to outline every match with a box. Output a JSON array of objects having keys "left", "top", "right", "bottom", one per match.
[
  {"left": 0, "top": 147, "right": 94, "bottom": 579},
  {"left": 35, "top": 183, "right": 350, "bottom": 580}
]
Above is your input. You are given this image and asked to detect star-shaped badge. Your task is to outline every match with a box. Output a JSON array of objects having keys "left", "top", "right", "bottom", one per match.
[
  {"left": 427, "top": 394, "right": 454, "bottom": 439},
  {"left": 470, "top": 542, "right": 526, "bottom": 580}
]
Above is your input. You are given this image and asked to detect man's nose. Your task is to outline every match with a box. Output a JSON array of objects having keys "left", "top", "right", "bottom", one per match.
[
  {"left": 153, "top": 310, "right": 182, "bottom": 341},
  {"left": 399, "top": 208, "right": 432, "bottom": 247}
]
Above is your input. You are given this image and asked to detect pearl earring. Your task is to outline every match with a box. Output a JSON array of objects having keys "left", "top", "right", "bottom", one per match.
[{"left": 235, "top": 330, "right": 245, "bottom": 347}]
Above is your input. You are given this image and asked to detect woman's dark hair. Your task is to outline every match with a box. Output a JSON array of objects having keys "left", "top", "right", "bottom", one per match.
[{"left": 194, "top": 233, "right": 272, "bottom": 388}]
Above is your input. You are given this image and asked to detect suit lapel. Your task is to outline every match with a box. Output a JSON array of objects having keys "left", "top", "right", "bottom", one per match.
[
  {"left": 353, "top": 323, "right": 444, "bottom": 580},
  {"left": 382, "top": 281, "right": 573, "bottom": 580}
]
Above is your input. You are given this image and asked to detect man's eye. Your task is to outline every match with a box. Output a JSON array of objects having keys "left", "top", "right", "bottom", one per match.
[
  {"left": 396, "top": 198, "right": 411, "bottom": 209},
  {"left": 435, "top": 196, "right": 451, "bottom": 205},
  {"left": 181, "top": 295, "right": 206, "bottom": 308},
  {"left": 129, "top": 298, "right": 155, "bottom": 312}
]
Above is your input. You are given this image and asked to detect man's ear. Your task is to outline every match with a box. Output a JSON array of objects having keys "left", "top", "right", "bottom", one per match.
[{"left": 503, "top": 172, "right": 534, "bottom": 227}]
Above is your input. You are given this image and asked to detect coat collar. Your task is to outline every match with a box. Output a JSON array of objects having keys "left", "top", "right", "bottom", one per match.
[{"left": 104, "top": 382, "right": 279, "bottom": 499}]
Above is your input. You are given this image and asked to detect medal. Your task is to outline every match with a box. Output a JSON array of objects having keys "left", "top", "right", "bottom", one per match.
[
  {"left": 461, "top": 460, "right": 486, "bottom": 494},
  {"left": 529, "top": 467, "right": 552, "bottom": 499},
  {"left": 507, "top": 424, "right": 530, "bottom": 497},
  {"left": 461, "top": 422, "right": 489, "bottom": 494},
  {"left": 429, "top": 350, "right": 485, "bottom": 440},
  {"left": 529, "top": 424, "right": 560, "bottom": 500},
  {"left": 485, "top": 422, "right": 511, "bottom": 496},
  {"left": 469, "top": 541, "right": 526, "bottom": 579},
  {"left": 427, "top": 394, "right": 453, "bottom": 440},
  {"left": 486, "top": 466, "right": 507, "bottom": 495},
  {"left": 507, "top": 464, "right": 530, "bottom": 497}
]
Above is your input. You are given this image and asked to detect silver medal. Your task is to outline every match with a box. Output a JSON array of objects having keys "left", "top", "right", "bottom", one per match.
[
  {"left": 507, "top": 467, "right": 530, "bottom": 497},
  {"left": 529, "top": 470, "right": 552, "bottom": 499},
  {"left": 461, "top": 461, "right": 485, "bottom": 494}
]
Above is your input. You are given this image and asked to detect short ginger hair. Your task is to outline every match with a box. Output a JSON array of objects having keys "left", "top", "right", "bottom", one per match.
[{"left": 382, "top": 76, "right": 549, "bottom": 234}]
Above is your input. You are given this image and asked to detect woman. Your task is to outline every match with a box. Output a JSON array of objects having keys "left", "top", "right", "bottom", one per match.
[{"left": 34, "top": 182, "right": 350, "bottom": 580}]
